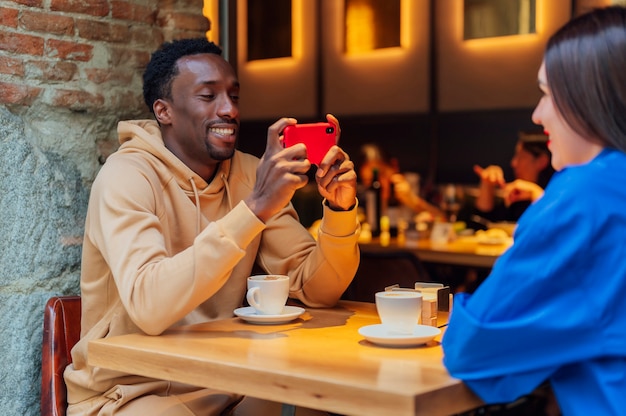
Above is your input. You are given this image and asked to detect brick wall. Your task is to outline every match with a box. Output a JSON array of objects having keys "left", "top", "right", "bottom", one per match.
[
  {"left": 0, "top": 1, "right": 209, "bottom": 414},
  {"left": 0, "top": 0, "right": 209, "bottom": 113}
]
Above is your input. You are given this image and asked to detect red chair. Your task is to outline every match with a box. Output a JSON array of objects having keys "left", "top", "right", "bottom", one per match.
[{"left": 41, "top": 295, "right": 81, "bottom": 416}]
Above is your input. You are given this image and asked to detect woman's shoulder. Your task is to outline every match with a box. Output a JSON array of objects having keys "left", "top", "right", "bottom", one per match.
[
  {"left": 535, "top": 149, "right": 626, "bottom": 224},
  {"left": 595, "top": 148, "right": 626, "bottom": 171},
  {"left": 550, "top": 149, "right": 626, "bottom": 188}
]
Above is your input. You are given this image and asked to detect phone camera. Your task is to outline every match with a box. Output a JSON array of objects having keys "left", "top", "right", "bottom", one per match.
[{"left": 326, "top": 127, "right": 335, "bottom": 134}]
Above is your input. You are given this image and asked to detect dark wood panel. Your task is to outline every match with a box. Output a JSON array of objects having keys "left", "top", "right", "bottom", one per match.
[
  {"left": 436, "top": 108, "right": 540, "bottom": 184},
  {"left": 238, "top": 108, "right": 540, "bottom": 187}
]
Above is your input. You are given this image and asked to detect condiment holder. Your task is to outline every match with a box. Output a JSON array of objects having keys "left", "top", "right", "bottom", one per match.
[{"left": 385, "top": 282, "right": 451, "bottom": 327}]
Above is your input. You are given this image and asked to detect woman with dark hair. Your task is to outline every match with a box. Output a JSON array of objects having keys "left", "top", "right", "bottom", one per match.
[
  {"left": 473, "top": 131, "right": 553, "bottom": 223},
  {"left": 443, "top": 6, "right": 626, "bottom": 415}
]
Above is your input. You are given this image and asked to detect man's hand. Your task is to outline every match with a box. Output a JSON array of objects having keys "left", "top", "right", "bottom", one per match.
[
  {"left": 473, "top": 164, "right": 506, "bottom": 188},
  {"left": 503, "top": 179, "right": 544, "bottom": 206},
  {"left": 315, "top": 114, "right": 357, "bottom": 211},
  {"left": 473, "top": 164, "right": 505, "bottom": 212},
  {"left": 245, "top": 117, "right": 311, "bottom": 222}
]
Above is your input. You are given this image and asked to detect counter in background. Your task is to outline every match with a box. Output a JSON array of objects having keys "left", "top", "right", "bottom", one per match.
[{"left": 361, "top": 235, "right": 512, "bottom": 269}]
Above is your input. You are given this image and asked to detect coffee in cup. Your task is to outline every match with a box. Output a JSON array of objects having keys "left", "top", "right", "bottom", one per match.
[
  {"left": 246, "top": 275, "right": 290, "bottom": 315},
  {"left": 375, "top": 291, "right": 422, "bottom": 334}
]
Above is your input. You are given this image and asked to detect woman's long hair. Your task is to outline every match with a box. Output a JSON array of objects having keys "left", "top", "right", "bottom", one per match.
[{"left": 544, "top": 6, "right": 626, "bottom": 152}]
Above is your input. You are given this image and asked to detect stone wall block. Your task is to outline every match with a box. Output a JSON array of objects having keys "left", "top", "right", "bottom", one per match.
[
  {"left": 0, "top": 107, "right": 86, "bottom": 287},
  {"left": 0, "top": 0, "right": 212, "bottom": 413},
  {"left": 0, "top": 105, "right": 85, "bottom": 415}
]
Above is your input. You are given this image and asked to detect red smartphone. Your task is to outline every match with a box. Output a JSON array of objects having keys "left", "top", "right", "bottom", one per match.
[{"left": 283, "top": 122, "right": 337, "bottom": 166}]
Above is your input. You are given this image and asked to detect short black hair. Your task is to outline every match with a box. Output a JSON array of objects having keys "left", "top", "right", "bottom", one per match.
[
  {"left": 143, "top": 38, "right": 223, "bottom": 114},
  {"left": 518, "top": 132, "right": 550, "bottom": 158},
  {"left": 518, "top": 131, "right": 554, "bottom": 186}
]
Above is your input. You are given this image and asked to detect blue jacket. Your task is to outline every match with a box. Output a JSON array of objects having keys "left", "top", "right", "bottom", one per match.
[{"left": 443, "top": 149, "right": 626, "bottom": 415}]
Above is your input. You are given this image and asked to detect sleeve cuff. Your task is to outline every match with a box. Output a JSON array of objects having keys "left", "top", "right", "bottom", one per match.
[
  {"left": 319, "top": 198, "right": 359, "bottom": 236},
  {"left": 218, "top": 201, "right": 266, "bottom": 248}
]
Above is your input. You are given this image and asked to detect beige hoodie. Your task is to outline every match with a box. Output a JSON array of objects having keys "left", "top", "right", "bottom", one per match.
[{"left": 64, "top": 120, "right": 360, "bottom": 413}]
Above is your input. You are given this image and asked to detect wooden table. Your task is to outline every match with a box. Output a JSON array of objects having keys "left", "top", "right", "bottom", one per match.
[
  {"left": 88, "top": 301, "right": 482, "bottom": 416},
  {"left": 361, "top": 237, "right": 512, "bottom": 269}
]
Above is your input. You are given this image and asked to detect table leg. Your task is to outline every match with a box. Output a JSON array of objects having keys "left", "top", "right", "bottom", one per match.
[{"left": 281, "top": 404, "right": 296, "bottom": 416}]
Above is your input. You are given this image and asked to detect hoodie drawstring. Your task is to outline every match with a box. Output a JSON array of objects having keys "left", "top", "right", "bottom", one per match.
[
  {"left": 189, "top": 178, "right": 201, "bottom": 235},
  {"left": 220, "top": 173, "right": 233, "bottom": 211},
  {"left": 188, "top": 173, "right": 233, "bottom": 236}
]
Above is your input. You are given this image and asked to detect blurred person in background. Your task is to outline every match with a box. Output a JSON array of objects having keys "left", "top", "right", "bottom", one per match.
[
  {"left": 391, "top": 173, "right": 445, "bottom": 220},
  {"left": 357, "top": 143, "right": 398, "bottom": 203},
  {"left": 357, "top": 143, "right": 443, "bottom": 220},
  {"left": 472, "top": 131, "right": 553, "bottom": 224}
]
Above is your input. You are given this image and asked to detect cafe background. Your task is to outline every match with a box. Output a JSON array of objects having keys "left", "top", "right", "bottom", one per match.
[{"left": 0, "top": 0, "right": 619, "bottom": 414}]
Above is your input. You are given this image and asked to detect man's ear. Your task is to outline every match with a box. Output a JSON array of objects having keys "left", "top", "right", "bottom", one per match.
[{"left": 153, "top": 99, "right": 172, "bottom": 125}]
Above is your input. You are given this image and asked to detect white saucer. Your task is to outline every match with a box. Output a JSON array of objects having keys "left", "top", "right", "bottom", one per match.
[
  {"left": 234, "top": 306, "right": 305, "bottom": 324},
  {"left": 358, "top": 324, "right": 441, "bottom": 347}
]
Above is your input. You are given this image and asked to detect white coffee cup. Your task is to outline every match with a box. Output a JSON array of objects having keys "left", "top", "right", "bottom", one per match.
[
  {"left": 246, "top": 275, "right": 290, "bottom": 315},
  {"left": 375, "top": 291, "right": 422, "bottom": 334}
]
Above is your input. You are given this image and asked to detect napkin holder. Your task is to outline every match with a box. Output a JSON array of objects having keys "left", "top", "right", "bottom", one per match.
[
  {"left": 415, "top": 283, "right": 450, "bottom": 327},
  {"left": 384, "top": 283, "right": 450, "bottom": 327}
]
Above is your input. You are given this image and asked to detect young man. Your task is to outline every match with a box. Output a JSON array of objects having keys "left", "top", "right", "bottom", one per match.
[{"left": 64, "top": 38, "right": 360, "bottom": 415}]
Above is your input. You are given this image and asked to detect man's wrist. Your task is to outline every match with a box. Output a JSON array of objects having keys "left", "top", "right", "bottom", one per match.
[{"left": 325, "top": 199, "right": 357, "bottom": 212}]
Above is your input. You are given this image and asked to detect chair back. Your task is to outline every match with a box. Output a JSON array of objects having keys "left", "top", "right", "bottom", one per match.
[
  {"left": 342, "top": 249, "right": 432, "bottom": 302},
  {"left": 41, "top": 295, "right": 81, "bottom": 416}
]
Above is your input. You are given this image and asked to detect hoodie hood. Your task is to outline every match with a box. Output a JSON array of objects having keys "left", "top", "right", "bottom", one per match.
[
  {"left": 117, "top": 119, "right": 237, "bottom": 234},
  {"left": 117, "top": 119, "right": 232, "bottom": 195}
]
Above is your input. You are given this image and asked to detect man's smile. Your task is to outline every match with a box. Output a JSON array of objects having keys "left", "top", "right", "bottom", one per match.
[{"left": 209, "top": 127, "right": 236, "bottom": 136}]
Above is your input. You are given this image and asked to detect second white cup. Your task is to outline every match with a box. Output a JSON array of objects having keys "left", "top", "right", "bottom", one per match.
[
  {"left": 375, "top": 291, "right": 422, "bottom": 334},
  {"left": 246, "top": 275, "right": 290, "bottom": 315}
]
